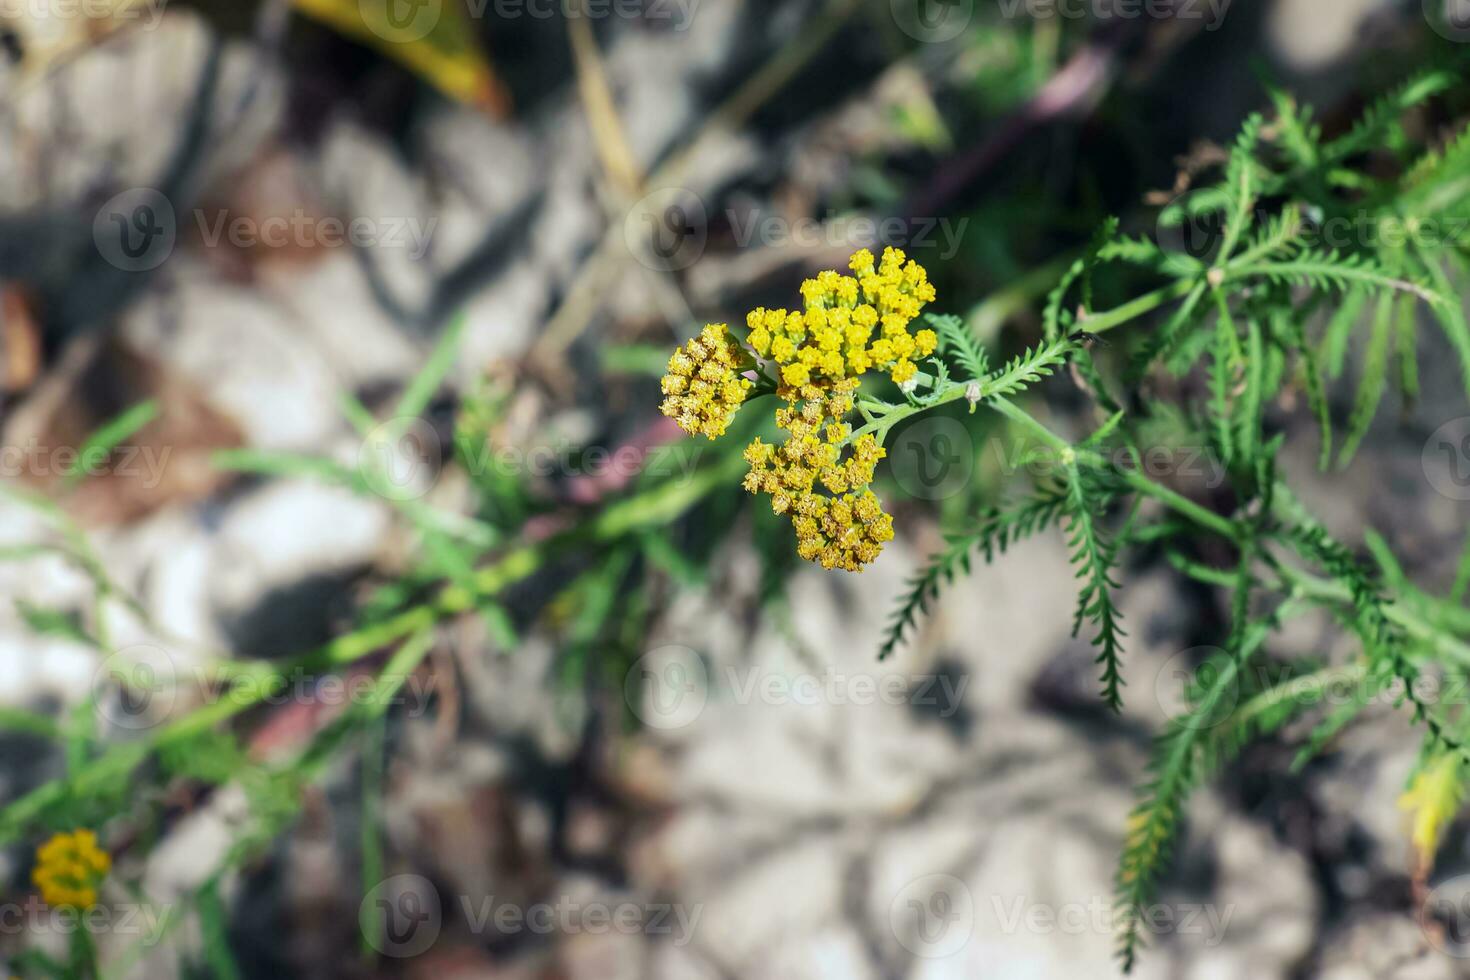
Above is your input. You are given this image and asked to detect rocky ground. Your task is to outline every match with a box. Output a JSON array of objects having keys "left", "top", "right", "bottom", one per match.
[{"left": 2, "top": 1, "right": 1470, "bottom": 977}]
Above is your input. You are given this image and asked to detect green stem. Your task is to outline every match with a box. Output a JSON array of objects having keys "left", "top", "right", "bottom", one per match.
[
  {"left": 1272, "top": 559, "right": 1470, "bottom": 668},
  {"left": 989, "top": 396, "right": 1241, "bottom": 542},
  {"left": 1114, "top": 468, "right": 1239, "bottom": 542},
  {"left": 846, "top": 278, "right": 1197, "bottom": 447},
  {"left": 1079, "top": 278, "right": 1199, "bottom": 336}
]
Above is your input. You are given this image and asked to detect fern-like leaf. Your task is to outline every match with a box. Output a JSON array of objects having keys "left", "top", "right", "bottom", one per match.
[
  {"left": 1207, "top": 297, "right": 1239, "bottom": 468},
  {"left": 1063, "top": 466, "right": 1127, "bottom": 710},
  {"left": 1128, "top": 282, "right": 1209, "bottom": 381},
  {"left": 1405, "top": 120, "right": 1470, "bottom": 199},
  {"left": 1235, "top": 249, "right": 1442, "bottom": 305},
  {"left": 1097, "top": 233, "right": 1173, "bottom": 271},
  {"left": 1045, "top": 218, "right": 1120, "bottom": 339},
  {"left": 1116, "top": 615, "right": 1272, "bottom": 971},
  {"left": 877, "top": 491, "right": 1068, "bottom": 660},
  {"left": 1322, "top": 70, "right": 1455, "bottom": 163},
  {"left": 1277, "top": 311, "right": 1333, "bottom": 469},
  {"left": 1321, "top": 288, "right": 1369, "bottom": 380},
  {"left": 927, "top": 313, "right": 989, "bottom": 379},
  {"left": 1283, "top": 522, "right": 1458, "bottom": 754},
  {"left": 981, "top": 337, "right": 1076, "bottom": 401},
  {"left": 1219, "top": 114, "right": 1264, "bottom": 261},
  {"left": 1338, "top": 289, "right": 1395, "bottom": 467},
  {"left": 1235, "top": 319, "right": 1266, "bottom": 471},
  {"left": 1414, "top": 247, "right": 1470, "bottom": 409}
]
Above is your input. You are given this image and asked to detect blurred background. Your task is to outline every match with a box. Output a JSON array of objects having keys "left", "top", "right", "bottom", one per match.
[{"left": 3, "top": 0, "right": 1470, "bottom": 977}]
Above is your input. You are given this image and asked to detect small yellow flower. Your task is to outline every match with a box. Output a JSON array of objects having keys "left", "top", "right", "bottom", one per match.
[
  {"left": 660, "top": 324, "right": 754, "bottom": 440},
  {"left": 33, "top": 830, "right": 110, "bottom": 910},
  {"left": 781, "top": 363, "right": 811, "bottom": 387}
]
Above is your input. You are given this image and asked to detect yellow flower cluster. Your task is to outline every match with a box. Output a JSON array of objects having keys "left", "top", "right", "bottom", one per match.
[
  {"left": 741, "top": 381, "right": 894, "bottom": 571},
  {"left": 745, "top": 247, "right": 938, "bottom": 390},
  {"left": 660, "top": 323, "right": 754, "bottom": 440},
  {"left": 657, "top": 248, "right": 941, "bottom": 571},
  {"left": 33, "top": 830, "right": 110, "bottom": 909}
]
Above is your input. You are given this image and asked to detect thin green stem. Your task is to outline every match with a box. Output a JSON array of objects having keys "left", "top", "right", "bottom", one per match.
[
  {"left": 1080, "top": 278, "right": 1199, "bottom": 336},
  {"left": 1271, "top": 559, "right": 1470, "bottom": 668},
  {"left": 989, "top": 396, "right": 1241, "bottom": 542}
]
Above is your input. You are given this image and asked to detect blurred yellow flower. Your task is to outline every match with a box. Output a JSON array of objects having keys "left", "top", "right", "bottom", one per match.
[
  {"left": 32, "top": 830, "right": 110, "bottom": 910},
  {"left": 1399, "top": 753, "right": 1466, "bottom": 876}
]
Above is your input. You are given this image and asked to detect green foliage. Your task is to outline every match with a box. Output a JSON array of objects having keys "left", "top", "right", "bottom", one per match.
[
  {"left": 5, "top": 51, "right": 1470, "bottom": 980},
  {"left": 877, "top": 489, "right": 1068, "bottom": 661},
  {"left": 1114, "top": 614, "right": 1274, "bottom": 971},
  {"left": 871, "top": 67, "right": 1470, "bottom": 971},
  {"left": 1062, "top": 466, "right": 1127, "bottom": 711},
  {"left": 929, "top": 312, "right": 989, "bottom": 379}
]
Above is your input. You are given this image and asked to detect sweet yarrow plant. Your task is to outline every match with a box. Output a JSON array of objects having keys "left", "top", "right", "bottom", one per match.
[{"left": 657, "top": 69, "right": 1470, "bottom": 970}]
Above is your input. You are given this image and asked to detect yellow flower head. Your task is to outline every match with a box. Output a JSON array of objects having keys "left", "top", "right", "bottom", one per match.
[
  {"left": 752, "top": 247, "right": 939, "bottom": 395},
  {"left": 33, "top": 830, "right": 110, "bottom": 909},
  {"left": 740, "top": 379, "right": 895, "bottom": 570},
  {"left": 790, "top": 489, "right": 896, "bottom": 571},
  {"left": 660, "top": 323, "right": 754, "bottom": 440},
  {"left": 660, "top": 249, "right": 943, "bottom": 572}
]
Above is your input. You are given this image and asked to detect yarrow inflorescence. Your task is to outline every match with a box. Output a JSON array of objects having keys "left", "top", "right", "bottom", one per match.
[
  {"left": 659, "top": 323, "right": 754, "bottom": 440},
  {"left": 659, "top": 247, "right": 939, "bottom": 571},
  {"left": 746, "top": 246, "right": 938, "bottom": 390},
  {"left": 32, "top": 829, "right": 110, "bottom": 909}
]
